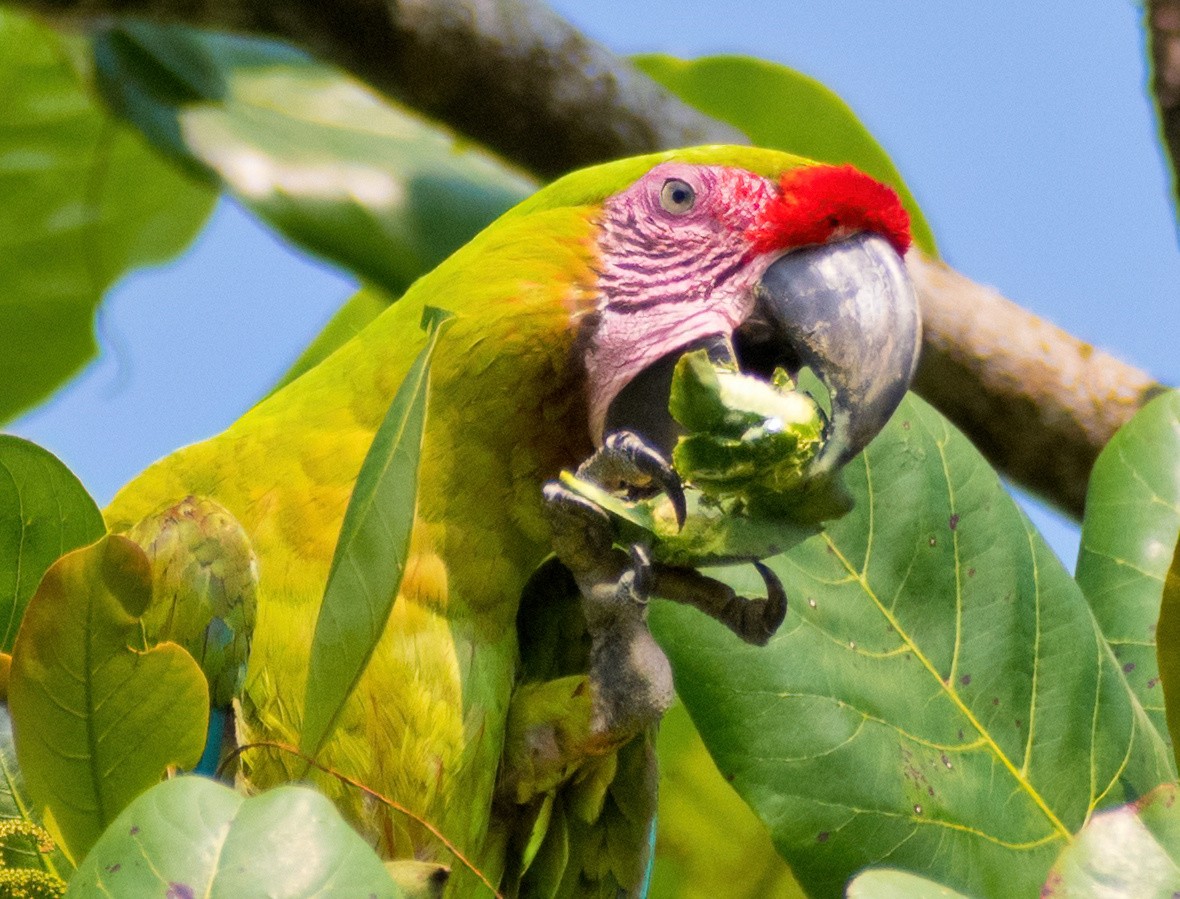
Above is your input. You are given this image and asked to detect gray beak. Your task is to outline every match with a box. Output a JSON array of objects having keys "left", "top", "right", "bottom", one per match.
[
  {"left": 605, "top": 231, "right": 920, "bottom": 480},
  {"left": 745, "top": 232, "right": 921, "bottom": 474}
]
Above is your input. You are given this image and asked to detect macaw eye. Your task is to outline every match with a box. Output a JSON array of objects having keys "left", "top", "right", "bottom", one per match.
[{"left": 659, "top": 178, "right": 696, "bottom": 215}]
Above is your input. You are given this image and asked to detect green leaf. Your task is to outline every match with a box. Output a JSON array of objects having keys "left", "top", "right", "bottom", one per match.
[
  {"left": 93, "top": 23, "right": 536, "bottom": 296},
  {"left": 1157, "top": 535, "right": 1180, "bottom": 770},
  {"left": 846, "top": 868, "right": 970, "bottom": 899},
  {"left": 300, "top": 309, "right": 454, "bottom": 757},
  {"left": 1076, "top": 390, "right": 1180, "bottom": 738},
  {"left": 0, "top": 9, "right": 214, "bottom": 422},
  {"left": 8, "top": 535, "right": 209, "bottom": 859},
  {"left": 651, "top": 702, "right": 803, "bottom": 899},
  {"left": 634, "top": 53, "right": 937, "bottom": 257},
  {"left": 559, "top": 473, "right": 824, "bottom": 567},
  {"left": 66, "top": 776, "right": 402, "bottom": 897},
  {"left": 0, "top": 435, "right": 105, "bottom": 652},
  {"left": 650, "top": 394, "right": 1173, "bottom": 898},
  {"left": 1042, "top": 784, "right": 1180, "bottom": 896},
  {"left": 0, "top": 706, "right": 73, "bottom": 886}
]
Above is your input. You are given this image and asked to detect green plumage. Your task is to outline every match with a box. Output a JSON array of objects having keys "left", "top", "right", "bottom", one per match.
[{"left": 105, "top": 145, "right": 814, "bottom": 895}]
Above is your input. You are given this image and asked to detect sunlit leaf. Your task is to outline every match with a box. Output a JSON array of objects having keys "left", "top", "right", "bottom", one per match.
[
  {"left": 67, "top": 776, "right": 402, "bottom": 897},
  {"left": 1157, "top": 535, "right": 1180, "bottom": 769},
  {"left": 300, "top": 308, "right": 453, "bottom": 757},
  {"left": 94, "top": 23, "right": 535, "bottom": 296},
  {"left": 846, "top": 868, "right": 969, "bottom": 898},
  {"left": 8, "top": 535, "right": 209, "bottom": 859},
  {"left": 635, "top": 53, "right": 937, "bottom": 257},
  {"left": 0, "top": 9, "right": 214, "bottom": 422},
  {"left": 651, "top": 702, "right": 803, "bottom": 899},
  {"left": 0, "top": 435, "right": 104, "bottom": 652},
  {"left": 650, "top": 394, "right": 1173, "bottom": 898},
  {"left": 1042, "top": 784, "right": 1180, "bottom": 896},
  {"left": 1076, "top": 390, "right": 1180, "bottom": 738}
]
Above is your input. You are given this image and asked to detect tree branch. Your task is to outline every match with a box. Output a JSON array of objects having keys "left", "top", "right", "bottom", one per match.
[
  {"left": 1149, "top": 0, "right": 1180, "bottom": 217},
  {"left": 16, "top": 0, "right": 1168, "bottom": 515}
]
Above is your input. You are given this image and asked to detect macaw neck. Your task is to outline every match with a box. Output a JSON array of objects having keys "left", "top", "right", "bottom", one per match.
[{"left": 342, "top": 218, "right": 599, "bottom": 627}]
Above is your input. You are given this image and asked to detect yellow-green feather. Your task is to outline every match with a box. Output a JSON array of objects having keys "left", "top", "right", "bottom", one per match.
[
  {"left": 103, "top": 146, "right": 815, "bottom": 891},
  {"left": 105, "top": 204, "right": 600, "bottom": 884}
]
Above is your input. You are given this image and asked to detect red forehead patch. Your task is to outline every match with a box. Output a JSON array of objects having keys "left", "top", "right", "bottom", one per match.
[{"left": 746, "top": 164, "right": 912, "bottom": 257}]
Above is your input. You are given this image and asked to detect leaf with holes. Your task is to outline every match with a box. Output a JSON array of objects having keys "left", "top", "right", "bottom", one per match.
[
  {"left": 650, "top": 394, "right": 1174, "bottom": 898},
  {"left": 0, "top": 9, "right": 213, "bottom": 422},
  {"left": 8, "top": 535, "right": 209, "bottom": 860},
  {"left": 0, "top": 435, "right": 105, "bottom": 652},
  {"left": 1076, "top": 390, "right": 1180, "bottom": 739},
  {"left": 67, "top": 776, "right": 402, "bottom": 897}
]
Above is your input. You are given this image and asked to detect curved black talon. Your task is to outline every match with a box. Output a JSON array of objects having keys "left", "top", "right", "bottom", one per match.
[
  {"left": 750, "top": 560, "right": 788, "bottom": 642},
  {"left": 581, "top": 431, "right": 687, "bottom": 531}
]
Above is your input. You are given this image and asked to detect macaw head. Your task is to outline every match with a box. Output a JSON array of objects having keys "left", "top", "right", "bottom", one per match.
[{"left": 523, "top": 146, "right": 921, "bottom": 477}]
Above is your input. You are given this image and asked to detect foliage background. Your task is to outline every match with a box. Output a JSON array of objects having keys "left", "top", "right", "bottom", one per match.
[{"left": 8, "top": 2, "right": 1180, "bottom": 573}]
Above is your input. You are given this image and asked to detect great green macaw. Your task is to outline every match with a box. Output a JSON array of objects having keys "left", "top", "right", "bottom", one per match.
[{"left": 103, "top": 145, "right": 919, "bottom": 896}]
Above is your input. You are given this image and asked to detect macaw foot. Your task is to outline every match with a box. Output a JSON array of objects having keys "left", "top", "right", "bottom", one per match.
[{"left": 542, "top": 430, "right": 788, "bottom": 741}]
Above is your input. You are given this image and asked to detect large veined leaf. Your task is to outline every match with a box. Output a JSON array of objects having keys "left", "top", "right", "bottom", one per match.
[
  {"left": 8, "top": 535, "right": 209, "bottom": 860},
  {"left": 0, "top": 435, "right": 105, "bottom": 652},
  {"left": 1076, "top": 390, "right": 1180, "bottom": 737},
  {"left": 634, "top": 53, "right": 937, "bottom": 257},
  {"left": 93, "top": 22, "right": 536, "bottom": 297},
  {"left": 67, "top": 776, "right": 402, "bottom": 897},
  {"left": 650, "top": 394, "right": 1174, "bottom": 898},
  {"left": 300, "top": 308, "right": 453, "bottom": 757},
  {"left": 0, "top": 9, "right": 214, "bottom": 422},
  {"left": 1042, "top": 783, "right": 1180, "bottom": 896}
]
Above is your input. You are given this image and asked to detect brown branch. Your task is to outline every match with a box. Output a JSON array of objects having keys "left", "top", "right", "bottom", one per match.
[
  {"left": 909, "top": 255, "right": 1164, "bottom": 516},
  {"left": 14, "top": 0, "right": 1168, "bottom": 514},
  {"left": 1150, "top": 0, "right": 1180, "bottom": 217}
]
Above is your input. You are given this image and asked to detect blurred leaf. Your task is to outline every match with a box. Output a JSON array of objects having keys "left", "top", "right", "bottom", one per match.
[
  {"left": 94, "top": 22, "right": 536, "bottom": 296},
  {"left": 635, "top": 53, "right": 937, "bottom": 257},
  {"left": 0, "top": 9, "right": 214, "bottom": 422},
  {"left": 650, "top": 394, "right": 1174, "bottom": 898},
  {"left": 8, "top": 535, "right": 209, "bottom": 859},
  {"left": 0, "top": 706, "right": 73, "bottom": 885},
  {"left": 300, "top": 309, "right": 453, "bottom": 756},
  {"left": 846, "top": 868, "right": 970, "bottom": 898},
  {"left": 1157, "top": 536, "right": 1180, "bottom": 770},
  {"left": 1076, "top": 390, "right": 1180, "bottom": 738},
  {"left": 651, "top": 702, "right": 803, "bottom": 899},
  {"left": 1042, "top": 783, "right": 1180, "bottom": 897},
  {"left": 0, "top": 435, "right": 105, "bottom": 652},
  {"left": 269, "top": 288, "right": 395, "bottom": 393},
  {"left": 66, "top": 776, "right": 402, "bottom": 897}
]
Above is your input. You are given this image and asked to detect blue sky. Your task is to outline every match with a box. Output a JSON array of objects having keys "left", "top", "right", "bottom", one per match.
[{"left": 11, "top": 2, "right": 1180, "bottom": 570}]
